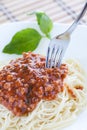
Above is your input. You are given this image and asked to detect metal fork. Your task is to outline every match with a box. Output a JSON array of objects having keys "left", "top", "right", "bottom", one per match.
[{"left": 46, "top": 2, "right": 87, "bottom": 68}]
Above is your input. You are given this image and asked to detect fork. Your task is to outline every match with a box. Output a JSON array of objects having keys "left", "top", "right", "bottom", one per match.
[{"left": 46, "top": 2, "right": 87, "bottom": 68}]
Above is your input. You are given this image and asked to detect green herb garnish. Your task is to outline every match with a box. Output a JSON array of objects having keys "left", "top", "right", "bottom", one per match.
[
  {"left": 3, "top": 12, "right": 53, "bottom": 54},
  {"left": 36, "top": 12, "right": 53, "bottom": 38},
  {"left": 3, "top": 28, "right": 42, "bottom": 54}
]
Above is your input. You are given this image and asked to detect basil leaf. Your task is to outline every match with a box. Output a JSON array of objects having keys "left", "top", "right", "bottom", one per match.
[
  {"left": 36, "top": 12, "right": 44, "bottom": 25},
  {"left": 3, "top": 28, "right": 42, "bottom": 54},
  {"left": 36, "top": 12, "right": 53, "bottom": 37}
]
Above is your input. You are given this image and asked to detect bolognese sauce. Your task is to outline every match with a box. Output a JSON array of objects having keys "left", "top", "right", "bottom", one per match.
[{"left": 0, "top": 52, "right": 68, "bottom": 116}]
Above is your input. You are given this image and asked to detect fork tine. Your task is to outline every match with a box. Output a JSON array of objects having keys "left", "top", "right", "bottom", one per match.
[
  {"left": 53, "top": 47, "right": 60, "bottom": 68},
  {"left": 49, "top": 45, "right": 55, "bottom": 68},
  {"left": 46, "top": 46, "right": 50, "bottom": 68},
  {"left": 53, "top": 47, "right": 62, "bottom": 67},
  {"left": 56, "top": 49, "right": 63, "bottom": 67}
]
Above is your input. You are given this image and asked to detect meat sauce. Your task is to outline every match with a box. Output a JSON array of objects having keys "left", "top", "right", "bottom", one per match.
[{"left": 0, "top": 52, "right": 68, "bottom": 116}]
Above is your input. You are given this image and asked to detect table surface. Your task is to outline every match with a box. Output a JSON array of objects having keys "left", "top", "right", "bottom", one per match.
[{"left": 0, "top": 0, "right": 87, "bottom": 25}]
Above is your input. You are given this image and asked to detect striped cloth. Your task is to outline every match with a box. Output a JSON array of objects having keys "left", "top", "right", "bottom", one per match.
[{"left": 0, "top": 0, "right": 87, "bottom": 25}]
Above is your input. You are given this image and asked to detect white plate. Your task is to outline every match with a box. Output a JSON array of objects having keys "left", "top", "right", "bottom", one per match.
[{"left": 0, "top": 22, "right": 87, "bottom": 130}]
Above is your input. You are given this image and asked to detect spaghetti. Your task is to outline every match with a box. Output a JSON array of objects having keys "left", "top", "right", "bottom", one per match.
[{"left": 0, "top": 59, "right": 86, "bottom": 130}]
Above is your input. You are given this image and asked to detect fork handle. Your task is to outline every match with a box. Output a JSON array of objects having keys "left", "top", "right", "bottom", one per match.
[{"left": 66, "top": 2, "right": 87, "bottom": 34}]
